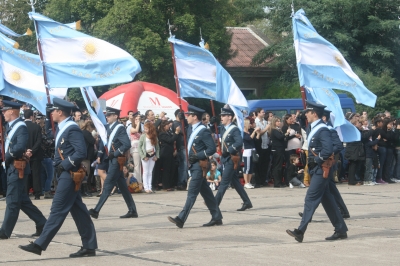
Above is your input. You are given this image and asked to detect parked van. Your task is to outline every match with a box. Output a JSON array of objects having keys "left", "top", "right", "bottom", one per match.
[{"left": 247, "top": 94, "right": 355, "bottom": 118}]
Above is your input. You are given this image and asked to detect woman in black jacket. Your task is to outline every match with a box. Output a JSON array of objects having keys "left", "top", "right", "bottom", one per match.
[
  {"left": 78, "top": 120, "right": 96, "bottom": 196},
  {"left": 372, "top": 118, "right": 388, "bottom": 184},
  {"left": 383, "top": 119, "right": 396, "bottom": 183},
  {"left": 157, "top": 120, "right": 181, "bottom": 190},
  {"left": 268, "top": 117, "right": 289, "bottom": 188}
]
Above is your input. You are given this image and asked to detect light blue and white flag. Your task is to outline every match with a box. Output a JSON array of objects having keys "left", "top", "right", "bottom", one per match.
[
  {"left": 80, "top": 87, "right": 107, "bottom": 146},
  {"left": 334, "top": 119, "right": 361, "bottom": 142},
  {"left": 0, "top": 22, "right": 32, "bottom": 38},
  {"left": 169, "top": 37, "right": 248, "bottom": 132},
  {"left": 29, "top": 12, "right": 141, "bottom": 88},
  {"left": 292, "top": 9, "right": 377, "bottom": 107},
  {"left": 305, "top": 86, "right": 345, "bottom": 128},
  {"left": 0, "top": 32, "right": 67, "bottom": 113}
]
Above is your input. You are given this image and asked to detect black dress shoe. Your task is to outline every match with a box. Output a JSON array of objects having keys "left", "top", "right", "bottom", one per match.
[
  {"left": 286, "top": 229, "right": 304, "bottom": 243},
  {"left": 203, "top": 219, "right": 223, "bottom": 227},
  {"left": 19, "top": 242, "right": 42, "bottom": 255},
  {"left": 120, "top": 211, "right": 138, "bottom": 218},
  {"left": 69, "top": 247, "right": 96, "bottom": 258},
  {"left": 31, "top": 225, "right": 44, "bottom": 237},
  {"left": 237, "top": 203, "right": 253, "bottom": 211},
  {"left": 0, "top": 231, "right": 8, "bottom": 239},
  {"left": 342, "top": 213, "right": 350, "bottom": 219},
  {"left": 176, "top": 186, "right": 185, "bottom": 191},
  {"left": 89, "top": 209, "right": 99, "bottom": 219},
  {"left": 387, "top": 179, "right": 396, "bottom": 184},
  {"left": 325, "top": 232, "right": 347, "bottom": 241},
  {"left": 34, "top": 195, "right": 40, "bottom": 200},
  {"left": 168, "top": 216, "right": 184, "bottom": 228}
]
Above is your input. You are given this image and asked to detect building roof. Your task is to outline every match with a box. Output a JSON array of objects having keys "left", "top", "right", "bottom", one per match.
[{"left": 226, "top": 26, "right": 271, "bottom": 68}]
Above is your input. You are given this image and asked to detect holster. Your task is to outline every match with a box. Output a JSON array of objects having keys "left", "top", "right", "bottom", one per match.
[
  {"left": 191, "top": 146, "right": 210, "bottom": 178},
  {"left": 70, "top": 167, "right": 86, "bottom": 191},
  {"left": 199, "top": 159, "right": 210, "bottom": 178},
  {"left": 57, "top": 148, "right": 86, "bottom": 191},
  {"left": 231, "top": 154, "right": 240, "bottom": 170},
  {"left": 117, "top": 156, "right": 126, "bottom": 171},
  {"left": 13, "top": 159, "right": 27, "bottom": 179},
  {"left": 312, "top": 151, "right": 335, "bottom": 179}
]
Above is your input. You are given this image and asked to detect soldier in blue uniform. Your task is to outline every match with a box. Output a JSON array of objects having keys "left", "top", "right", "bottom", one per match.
[
  {"left": 298, "top": 109, "right": 350, "bottom": 220},
  {"left": 215, "top": 106, "right": 253, "bottom": 211},
  {"left": 0, "top": 100, "right": 47, "bottom": 239},
  {"left": 168, "top": 105, "right": 222, "bottom": 228},
  {"left": 19, "top": 98, "right": 97, "bottom": 257},
  {"left": 89, "top": 107, "right": 137, "bottom": 219},
  {"left": 287, "top": 101, "right": 348, "bottom": 242}
]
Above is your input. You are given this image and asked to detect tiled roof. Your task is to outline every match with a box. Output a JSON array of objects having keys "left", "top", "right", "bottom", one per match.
[{"left": 226, "top": 27, "right": 270, "bottom": 68}]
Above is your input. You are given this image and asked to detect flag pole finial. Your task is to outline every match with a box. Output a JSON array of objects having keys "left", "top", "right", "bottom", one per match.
[
  {"left": 291, "top": 0, "right": 295, "bottom": 17},
  {"left": 167, "top": 19, "right": 173, "bottom": 38},
  {"left": 28, "top": 0, "right": 37, "bottom": 13}
]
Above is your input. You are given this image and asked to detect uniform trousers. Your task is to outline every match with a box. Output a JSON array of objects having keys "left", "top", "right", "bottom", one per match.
[
  {"left": 215, "top": 157, "right": 252, "bottom": 206},
  {"left": 35, "top": 170, "right": 97, "bottom": 250},
  {"left": 0, "top": 165, "right": 46, "bottom": 237},
  {"left": 94, "top": 158, "right": 137, "bottom": 213},
  {"left": 298, "top": 166, "right": 348, "bottom": 234},
  {"left": 178, "top": 162, "right": 222, "bottom": 223},
  {"left": 329, "top": 165, "right": 349, "bottom": 215}
]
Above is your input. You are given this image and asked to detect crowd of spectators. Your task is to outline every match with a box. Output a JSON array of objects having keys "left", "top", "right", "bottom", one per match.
[{"left": 1, "top": 96, "right": 399, "bottom": 201}]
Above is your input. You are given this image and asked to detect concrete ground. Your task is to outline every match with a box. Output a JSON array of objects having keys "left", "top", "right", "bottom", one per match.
[{"left": 0, "top": 183, "right": 400, "bottom": 266}]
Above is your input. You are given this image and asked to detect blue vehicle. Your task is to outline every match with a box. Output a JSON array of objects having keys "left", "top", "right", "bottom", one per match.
[{"left": 247, "top": 94, "right": 355, "bottom": 118}]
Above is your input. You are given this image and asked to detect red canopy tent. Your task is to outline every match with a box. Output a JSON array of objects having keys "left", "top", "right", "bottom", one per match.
[{"left": 99, "top": 81, "right": 188, "bottom": 119}]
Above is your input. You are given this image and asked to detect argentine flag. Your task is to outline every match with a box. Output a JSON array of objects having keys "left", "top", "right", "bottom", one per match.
[
  {"left": 292, "top": 9, "right": 377, "bottom": 108},
  {"left": 29, "top": 12, "right": 141, "bottom": 88},
  {"left": 0, "top": 32, "right": 67, "bottom": 113},
  {"left": 169, "top": 37, "right": 248, "bottom": 132},
  {"left": 80, "top": 87, "right": 107, "bottom": 146}
]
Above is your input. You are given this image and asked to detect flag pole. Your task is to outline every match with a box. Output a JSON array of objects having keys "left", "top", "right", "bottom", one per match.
[
  {"left": 81, "top": 87, "right": 109, "bottom": 155},
  {"left": 300, "top": 86, "right": 307, "bottom": 109},
  {"left": 199, "top": 29, "right": 221, "bottom": 151},
  {"left": 210, "top": 101, "right": 221, "bottom": 152},
  {"left": 0, "top": 115, "right": 5, "bottom": 165},
  {"left": 168, "top": 20, "right": 189, "bottom": 166},
  {"left": 29, "top": 0, "right": 55, "bottom": 134}
]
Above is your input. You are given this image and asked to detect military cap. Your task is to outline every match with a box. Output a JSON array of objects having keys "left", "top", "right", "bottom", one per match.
[
  {"left": 1, "top": 100, "right": 23, "bottom": 110},
  {"left": 184, "top": 105, "right": 205, "bottom": 116},
  {"left": 323, "top": 109, "right": 332, "bottom": 120},
  {"left": 220, "top": 106, "right": 235, "bottom": 116},
  {"left": 47, "top": 98, "right": 75, "bottom": 113},
  {"left": 105, "top": 106, "right": 121, "bottom": 116},
  {"left": 305, "top": 100, "right": 326, "bottom": 113}
]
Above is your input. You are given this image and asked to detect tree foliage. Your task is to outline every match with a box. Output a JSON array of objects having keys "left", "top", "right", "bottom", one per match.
[{"left": 252, "top": 0, "right": 400, "bottom": 112}]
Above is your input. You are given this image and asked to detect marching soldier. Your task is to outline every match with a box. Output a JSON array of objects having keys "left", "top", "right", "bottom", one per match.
[
  {"left": 215, "top": 106, "right": 253, "bottom": 211},
  {"left": 168, "top": 105, "right": 222, "bottom": 228},
  {"left": 298, "top": 109, "right": 350, "bottom": 220},
  {"left": 89, "top": 107, "right": 138, "bottom": 219},
  {"left": 287, "top": 101, "right": 348, "bottom": 242},
  {"left": 0, "top": 100, "right": 47, "bottom": 239},
  {"left": 19, "top": 98, "right": 97, "bottom": 257}
]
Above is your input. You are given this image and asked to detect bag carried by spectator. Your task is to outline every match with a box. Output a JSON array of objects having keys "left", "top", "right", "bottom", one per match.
[{"left": 251, "top": 150, "right": 259, "bottom": 163}]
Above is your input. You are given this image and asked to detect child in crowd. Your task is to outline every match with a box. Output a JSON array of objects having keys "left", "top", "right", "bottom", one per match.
[
  {"left": 286, "top": 154, "right": 306, "bottom": 188},
  {"left": 364, "top": 134, "right": 380, "bottom": 185},
  {"left": 206, "top": 161, "right": 222, "bottom": 190},
  {"left": 123, "top": 165, "right": 142, "bottom": 193}
]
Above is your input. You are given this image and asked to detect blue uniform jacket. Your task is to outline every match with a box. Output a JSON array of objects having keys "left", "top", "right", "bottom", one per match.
[
  {"left": 220, "top": 124, "right": 242, "bottom": 155},
  {"left": 308, "top": 120, "right": 333, "bottom": 165},
  {"left": 107, "top": 122, "right": 131, "bottom": 158},
  {"left": 54, "top": 118, "right": 87, "bottom": 172},
  {"left": 188, "top": 127, "right": 215, "bottom": 160},
  {"left": 5, "top": 117, "right": 28, "bottom": 162},
  {"left": 327, "top": 124, "right": 344, "bottom": 155}
]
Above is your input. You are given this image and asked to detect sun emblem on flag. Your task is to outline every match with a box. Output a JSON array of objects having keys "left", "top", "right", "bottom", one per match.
[
  {"left": 83, "top": 40, "right": 99, "bottom": 60},
  {"left": 334, "top": 54, "right": 343, "bottom": 66},
  {"left": 10, "top": 70, "right": 22, "bottom": 83}
]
